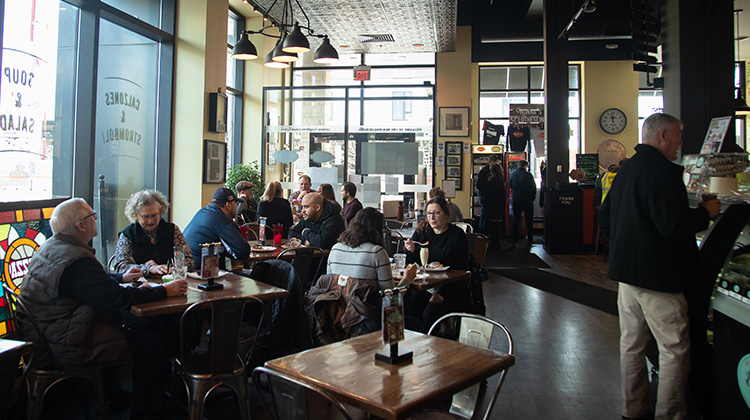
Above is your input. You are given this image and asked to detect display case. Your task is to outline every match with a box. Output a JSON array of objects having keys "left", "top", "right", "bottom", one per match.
[
  {"left": 709, "top": 209, "right": 750, "bottom": 418},
  {"left": 682, "top": 153, "right": 750, "bottom": 199}
]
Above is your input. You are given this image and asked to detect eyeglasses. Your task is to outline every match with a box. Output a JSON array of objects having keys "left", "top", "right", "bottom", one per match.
[
  {"left": 426, "top": 211, "right": 442, "bottom": 217},
  {"left": 79, "top": 211, "right": 97, "bottom": 222}
]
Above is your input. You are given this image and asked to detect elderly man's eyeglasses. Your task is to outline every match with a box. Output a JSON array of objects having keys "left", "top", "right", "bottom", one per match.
[{"left": 79, "top": 211, "right": 97, "bottom": 222}]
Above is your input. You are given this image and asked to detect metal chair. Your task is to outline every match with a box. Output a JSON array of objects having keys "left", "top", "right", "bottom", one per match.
[
  {"left": 385, "top": 219, "right": 406, "bottom": 229},
  {"left": 252, "top": 366, "right": 353, "bottom": 420},
  {"left": 277, "top": 246, "right": 324, "bottom": 292},
  {"left": 170, "top": 296, "right": 255, "bottom": 420},
  {"left": 453, "top": 221, "right": 473, "bottom": 234},
  {"left": 416, "top": 313, "right": 514, "bottom": 420},
  {"left": 466, "top": 232, "right": 489, "bottom": 270},
  {"left": 384, "top": 228, "right": 405, "bottom": 257},
  {"left": 249, "top": 222, "right": 273, "bottom": 242},
  {"left": 2, "top": 284, "right": 111, "bottom": 420},
  {"left": 241, "top": 223, "right": 259, "bottom": 241}
]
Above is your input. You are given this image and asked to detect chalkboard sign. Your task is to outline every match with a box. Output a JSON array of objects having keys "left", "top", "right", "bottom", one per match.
[{"left": 576, "top": 154, "right": 600, "bottom": 185}]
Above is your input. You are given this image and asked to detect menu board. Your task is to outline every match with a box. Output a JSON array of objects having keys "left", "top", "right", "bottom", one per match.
[
  {"left": 700, "top": 116, "right": 732, "bottom": 154},
  {"left": 576, "top": 153, "right": 600, "bottom": 185}
]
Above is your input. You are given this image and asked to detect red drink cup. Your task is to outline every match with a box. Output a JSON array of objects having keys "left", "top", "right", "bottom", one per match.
[
  {"left": 239, "top": 225, "right": 250, "bottom": 241},
  {"left": 273, "top": 224, "right": 283, "bottom": 246}
]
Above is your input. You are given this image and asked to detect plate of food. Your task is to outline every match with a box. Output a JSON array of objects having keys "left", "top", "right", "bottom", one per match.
[
  {"left": 425, "top": 262, "right": 450, "bottom": 272},
  {"left": 281, "top": 238, "right": 303, "bottom": 249},
  {"left": 251, "top": 245, "right": 277, "bottom": 252}
]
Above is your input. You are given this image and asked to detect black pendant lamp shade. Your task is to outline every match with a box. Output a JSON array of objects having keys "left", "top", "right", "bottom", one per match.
[
  {"left": 272, "top": 35, "right": 299, "bottom": 62},
  {"left": 313, "top": 37, "right": 339, "bottom": 64},
  {"left": 735, "top": 96, "right": 750, "bottom": 115},
  {"left": 265, "top": 44, "right": 290, "bottom": 68},
  {"left": 231, "top": 32, "right": 258, "bottom": 60},
  {"left": 282, "top": 23, "right": 311, "bottom": 53}
]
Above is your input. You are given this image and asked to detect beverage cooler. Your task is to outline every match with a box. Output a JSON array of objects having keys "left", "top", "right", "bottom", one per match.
[
  {"left": 470, "top": 145, "right": 504, "bottom": 221},
  {"left": 470, "top": 146, "right": 527, "bottom": 236}
]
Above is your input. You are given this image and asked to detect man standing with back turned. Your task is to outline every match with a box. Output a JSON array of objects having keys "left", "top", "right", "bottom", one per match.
[{"left": 599, "top": 113, "right": 720, "bottom": 420}]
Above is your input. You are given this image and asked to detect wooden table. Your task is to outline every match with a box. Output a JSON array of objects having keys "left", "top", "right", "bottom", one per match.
[
  {"left": 130, "top": 271, "right": 288, "bottom": 317},
  {"left": 242, "top": 242, "right": 330, "bottom": 264},
  {"left": 395, "top": 268, "right": 471, "bottom": 291},
  {"left": 264, "top": 330, "right": 514, "bottom": 420}
]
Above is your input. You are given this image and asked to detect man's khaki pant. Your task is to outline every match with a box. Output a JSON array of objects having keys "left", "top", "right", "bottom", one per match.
[{"left": 618, "top": 283, "right": 690, "bottom": 420}]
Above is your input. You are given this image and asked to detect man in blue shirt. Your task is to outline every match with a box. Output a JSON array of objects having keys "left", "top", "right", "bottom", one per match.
[{"left": 183, "top": 187, "right": 251, "bottom": 268}]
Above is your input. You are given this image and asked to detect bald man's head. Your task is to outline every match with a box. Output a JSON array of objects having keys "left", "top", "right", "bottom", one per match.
[{"left": 301, "top": 192, "right": 324, "bottom": 221}]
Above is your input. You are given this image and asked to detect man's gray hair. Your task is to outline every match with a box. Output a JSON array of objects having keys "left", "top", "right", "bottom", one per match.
[
  {"left": 124, "top": 190, "right": 169, "bottom": 223},
  {"left": 50, "top": 198, "right": 90, "bottom": 235},
  {"left": 642, "top": 113, "right": 683, "bottom": 143}
]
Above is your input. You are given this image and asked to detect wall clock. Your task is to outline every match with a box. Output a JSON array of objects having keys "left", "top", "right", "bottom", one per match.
[{"left": 599, "top": 108, "right": 627, "bottom": 134}]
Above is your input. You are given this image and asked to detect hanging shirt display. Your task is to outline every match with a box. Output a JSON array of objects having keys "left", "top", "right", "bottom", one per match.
[
  {"left": 507, "top": 125, "right": 531, "bottom": 152},
  {"left": 482, "top": 121, "right": 505, "bottom": 145}
]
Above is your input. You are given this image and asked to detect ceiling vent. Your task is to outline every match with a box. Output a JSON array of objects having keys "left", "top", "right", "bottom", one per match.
[{"left": 358, "top": 34, "right": 395, "bottom": 43}]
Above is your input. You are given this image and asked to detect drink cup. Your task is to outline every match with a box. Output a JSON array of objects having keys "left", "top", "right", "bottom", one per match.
[
  {"left": 702, "top": 193, "right": 718, "bottom": 202},
  {"left": 239, "top": 225, "right": 250, "bottom": 241},
  {"left": 273, "top": 224, "right": 283, "bottom": 246},
  {"left": 394, "top": 253, "right": 407, "bottom": 270}
]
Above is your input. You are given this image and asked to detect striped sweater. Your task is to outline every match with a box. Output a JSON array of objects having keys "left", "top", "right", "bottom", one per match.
[{"left": 326, "top": 242, "right": 394, "bottom": 290}]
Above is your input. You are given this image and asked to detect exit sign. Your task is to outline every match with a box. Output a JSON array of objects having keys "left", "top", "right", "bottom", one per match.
[{"left": 353, "top": 66, "right": 371, "bottom": 81}]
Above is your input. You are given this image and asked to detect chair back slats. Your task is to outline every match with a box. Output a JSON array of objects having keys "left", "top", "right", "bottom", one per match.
[
  {"left": 428, "top": 313, "right": 513, "bottom": 420},
  {"left": 466, "top": 232, "right": 489, "bottom": 269},
  {"left": 277, "top": 247, "right": 324, "bottom": 292},
  {"left": 179, "top": 297, "right": 245, "bottom": 374},
  {"left": 252, "top": 366, "right": 353, "bottom": 420},
  {"left": 2, "top": 285, "right": 57, "bottom": 370}
]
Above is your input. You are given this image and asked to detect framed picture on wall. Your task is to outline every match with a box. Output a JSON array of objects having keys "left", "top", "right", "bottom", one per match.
[
  {"left": 439, "top": 107, "right": 470, "bottom": 137},
  {"left": 444, "top": 141, "right": 463, "bottom": 190},
  {"left": 203, "top": 140, "right": 227, "bottom": 183}
]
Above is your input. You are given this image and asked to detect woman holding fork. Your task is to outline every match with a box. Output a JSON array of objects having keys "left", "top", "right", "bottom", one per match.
[{"left": 404, "top": 196, "right": 470, "bottom": 332}]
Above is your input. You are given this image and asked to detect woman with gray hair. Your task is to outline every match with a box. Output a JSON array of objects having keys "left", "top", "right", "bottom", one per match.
[{"left": 110, "top": 189, "right": 194, "bottom": 274}]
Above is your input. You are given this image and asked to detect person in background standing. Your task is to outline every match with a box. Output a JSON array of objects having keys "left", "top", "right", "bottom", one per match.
[
  {"left": 341, "top": 181, "right": 363, "bottom": 224},
  {"left": 593, "top": 158, "right": 629, "bottom": 212},
  {"left": 476, "top": 154, "right": 500, "bottom": 233},
  {"left": 483, "top": 163, "right": 506, "bottom": 249},
  {"left": 235, "top": 180, "right": 257, "bottom": 224},
  {"left": 509, "top": 159, "right": 536, "bottom": 248},
  {"left": 599, "top": 113, "right": 720, "bottom": 420}
]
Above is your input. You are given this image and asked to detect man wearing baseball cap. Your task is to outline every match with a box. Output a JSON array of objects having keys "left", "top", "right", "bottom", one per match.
[
  {"left": 183, "top": 187, "right": 250, "bottom": 267},
  {"left": 235, "top": 180, "right": 257, "bottom": 224}
]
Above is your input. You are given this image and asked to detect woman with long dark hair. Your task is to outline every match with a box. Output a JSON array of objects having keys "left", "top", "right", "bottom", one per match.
[
  {"left": 404, "top": 196, "right": 470, "bottom": 331},
  {"left": 327, "top": 207, "right": 415, "bottom": 290}
]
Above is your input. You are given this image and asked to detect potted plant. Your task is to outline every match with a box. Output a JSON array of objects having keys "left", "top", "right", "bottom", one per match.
[{"left": 226, "top": 160, "right": 264, "bottom": 202}]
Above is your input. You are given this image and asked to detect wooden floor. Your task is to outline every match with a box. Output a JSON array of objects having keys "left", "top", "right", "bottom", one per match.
[{"left": 30, "top": 243, "right": 626, "bottom": 420}]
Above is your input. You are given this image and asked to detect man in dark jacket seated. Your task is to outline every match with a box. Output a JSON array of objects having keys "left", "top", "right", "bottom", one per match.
[
  {"left": 183, "top": 187, "right": 251, "bottom": 269},
  {"left": 288, "top": 193, "right": 345, "bottom": 249},
  {"left": 18, "top": 198, "right": 188, "bottom": 419}
]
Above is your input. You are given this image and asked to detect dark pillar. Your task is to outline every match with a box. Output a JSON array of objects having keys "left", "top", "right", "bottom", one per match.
[
  {"left": 662, "top": 0, "right": 735, "bottom": 153},
  {"left": 543, "top": 0, "right": 571, "bottom": 186}
]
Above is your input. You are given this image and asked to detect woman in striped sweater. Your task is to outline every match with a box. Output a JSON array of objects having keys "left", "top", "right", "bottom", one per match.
[{"left": 327, "top": 207, "right": 415, "bottom": 290}]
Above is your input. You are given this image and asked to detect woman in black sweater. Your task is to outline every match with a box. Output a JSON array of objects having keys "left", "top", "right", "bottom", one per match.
[
  {"left": 404, "top": 197, "right": 470, "bottom": 332},
  {"left": 256, "top": 181, "right": 294, "bottom": 237}
]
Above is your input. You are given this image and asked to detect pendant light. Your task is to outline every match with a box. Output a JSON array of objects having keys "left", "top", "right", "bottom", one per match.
[{"left": 232, "top": 0, "right": 338, "bottom": 66}]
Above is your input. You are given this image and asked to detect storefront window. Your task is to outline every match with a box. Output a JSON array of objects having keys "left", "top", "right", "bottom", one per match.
[
  {"left": 94, "top": 18, "right": 159, "bottom": 257},
  {"left": 478, "top": 64, "right": 582, "bottom": 180},
  {"left": 0, "top": 0, "right": 76, "bottom": 202}
]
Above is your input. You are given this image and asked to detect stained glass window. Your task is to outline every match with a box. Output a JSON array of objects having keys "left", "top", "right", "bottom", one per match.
[{"left": 0, "top": 199, "right": 61, "bottom": 337}]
